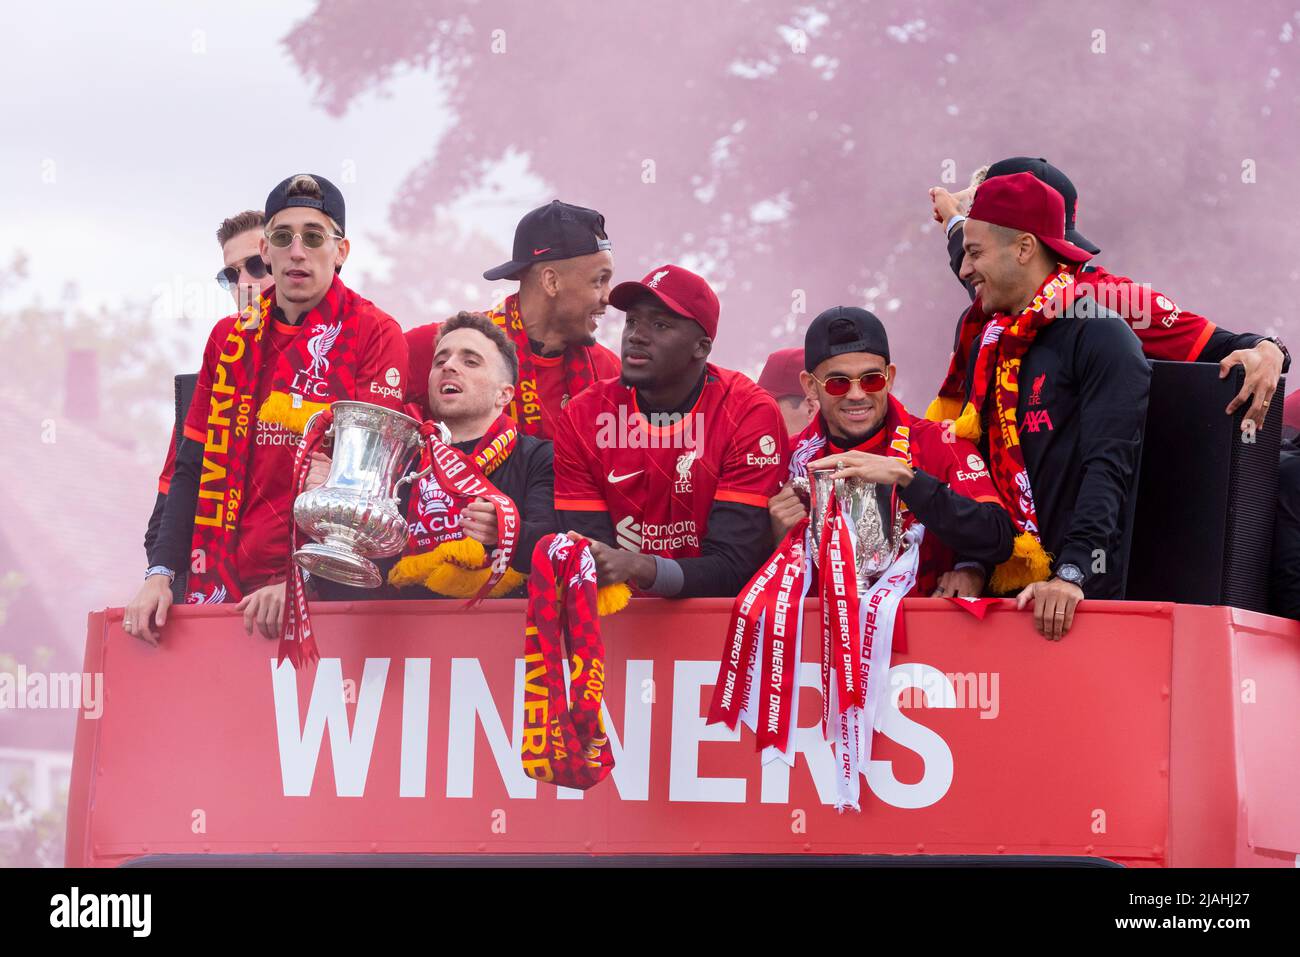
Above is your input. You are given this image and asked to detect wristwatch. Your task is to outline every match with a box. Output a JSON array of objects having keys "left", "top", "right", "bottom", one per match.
[
  {"left": 1055, "top": 563, "right": 1085, "bottom": 588},
  {"left": 145, "top": 565, "right": 176, "bottom": 583}
]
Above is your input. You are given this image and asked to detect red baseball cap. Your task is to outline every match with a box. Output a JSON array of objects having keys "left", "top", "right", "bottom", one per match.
[
  {"left": 968, "top": 171, "right": 1094, "bottom": 265},
  {"left": 609, "top": 264, "right": 720, "bottom": 339},
  {"left": 757, "top": 347, "right": 806, "bottom": 399}
]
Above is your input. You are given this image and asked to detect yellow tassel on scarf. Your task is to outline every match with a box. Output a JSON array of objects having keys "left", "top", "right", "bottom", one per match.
[
  {"left": 924, "top": 395, "right": 964, "bottom": 425},
  {"left": 258, "top": 391, "right": 330, "bottom": 435},
  {"left": 596, "top": 582, "right": 631, "bottom": 617},
  {"left": 424, "top": 558, "right": 526, "bottom": 598},
  {"left": 389, "top": 538, "right": 526, "bottom": 598},
  {"left": 989, "top": 531, "right": 1052, "bottom": 595},
  {"left": 951, "top": 401, "right": 982, "bottom": 442},
  {"left": 388, "top": 538, "right": 484, "bottom": 589}
]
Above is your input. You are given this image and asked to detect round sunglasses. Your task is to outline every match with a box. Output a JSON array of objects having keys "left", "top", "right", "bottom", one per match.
[
  {"left": 264, "top": 226, "right": 342, "bottom": 249},
  {"left": 215, "top": 255, "right": 269, "bottom": 290},
  {"left": 808, "top": 370, "right": 888, "bottom": 396}
]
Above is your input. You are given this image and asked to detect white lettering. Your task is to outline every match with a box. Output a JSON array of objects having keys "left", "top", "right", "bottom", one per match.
[{"left": 272, "top": 657, "right": 389, "bottom": 797}]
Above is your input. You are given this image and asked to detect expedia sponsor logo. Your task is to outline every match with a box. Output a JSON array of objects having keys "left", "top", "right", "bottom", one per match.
[
  {"left": 369, "top": 380, "right": 402, "bottom": 400},
  {"left": 385, "top": 366, "right": 401, "bottom": 388},
  {"left": 747, "top": 433, "right": 781, "bottom": 466},
  {"left": 956, "top": 451, "right": 989, "bottom": 483}
]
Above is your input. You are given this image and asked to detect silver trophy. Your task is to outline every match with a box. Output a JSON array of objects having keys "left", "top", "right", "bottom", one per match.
[
  {"left": 293, "top": 400, "right": 449, "bottom": 588},
  {"left": 791, "top": 467, "right": 905, "bottom": 590}
]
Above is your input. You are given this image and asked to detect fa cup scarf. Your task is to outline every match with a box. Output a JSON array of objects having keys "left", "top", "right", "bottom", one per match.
[
  {"left": 388, "top": 413, "right": 526, "bottom": 598},
  {"left": 708, "top": 395, "right": 922, "bottom": 810},
  {"left": 186, "top": 276, "right": 361, "bottom": 605},
  {"left": 926, "top": 266, "right": 1078, "bottom": 593},
  {"left": 520, "top": 534, "right": 615, "bottom": 791},
  {"left": 487, "top": 294, "right": 597, "bottom": 436}
]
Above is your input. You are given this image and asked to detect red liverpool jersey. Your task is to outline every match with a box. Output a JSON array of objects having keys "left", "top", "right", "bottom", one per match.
[
  {"left": 554, "top": 364, "right": 788, "bottom": 558},
  {"left": 183, "top": 307, "right": 408, "bottom": 590},
  {"left": 1076, "top": 264, "right": 1216, "bottom": 361}
]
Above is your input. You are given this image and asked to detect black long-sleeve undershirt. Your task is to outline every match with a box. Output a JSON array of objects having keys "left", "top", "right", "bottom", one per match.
[
  {"left": 562, "top": 499, "right": 774, "bottom": 599},
  {"left": 898, "top": 469, "right": 1015, "bottom": 568},
  {"left": 147, "top": 436, "right": 202, "bottom": 577}
]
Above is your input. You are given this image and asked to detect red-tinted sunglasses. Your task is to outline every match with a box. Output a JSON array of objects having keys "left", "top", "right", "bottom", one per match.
[{"left": 809, "top": 371, "right": 888, "bottom": 396}]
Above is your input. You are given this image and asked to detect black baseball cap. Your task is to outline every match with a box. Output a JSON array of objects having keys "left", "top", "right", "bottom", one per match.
[
  {"left": 984, "top": 157, "right": 1100, "bottom": 255},
  {"left": 804, "top": 306, "right": 890, "bottom": 371},
  {"left": 483, "top": 200, "right": 612, "bottom": 281},
  {"left": 265, "top": 173, "right": 346, "bottom": 235}
]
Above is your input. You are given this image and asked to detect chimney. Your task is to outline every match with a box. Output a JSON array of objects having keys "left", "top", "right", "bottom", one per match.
[{"left": 64, "top": 348, "right": 99, "bottom": 422}]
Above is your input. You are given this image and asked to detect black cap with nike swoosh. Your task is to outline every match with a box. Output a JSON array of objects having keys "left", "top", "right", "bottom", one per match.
[{"left": 483, "top": 200, "right": 612, "bottom": 281}]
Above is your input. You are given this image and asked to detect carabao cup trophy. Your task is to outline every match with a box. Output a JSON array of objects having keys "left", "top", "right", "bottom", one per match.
[
  {"left": 792, "top": 467, "right": 905, "bottom": 590},
  {"left": 293, "top": 400, "right": 447, "bottom": 589}
]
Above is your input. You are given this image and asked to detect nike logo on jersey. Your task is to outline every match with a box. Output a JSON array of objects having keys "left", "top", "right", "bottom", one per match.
[{"left": 607, "top": 469, "right": 643, "bottom": 484}]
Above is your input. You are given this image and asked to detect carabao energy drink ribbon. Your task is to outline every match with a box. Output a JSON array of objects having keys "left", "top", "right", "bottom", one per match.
[
  {"left": 520, "top": 534, "right": 614, "bottom": 791},
  {"left": 828, "top": 523, "right": 923, "bottom": 811},
  {"left": 707, "top": 495, "right": 925, "bottom": 811}
]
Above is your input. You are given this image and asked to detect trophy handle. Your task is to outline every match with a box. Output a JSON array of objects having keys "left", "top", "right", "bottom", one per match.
[
  {"left": 393, "top": 462, "right": 433, "bottom": 496},
  {"left": 302, "top": 410, "right": 334, "bottom": 450},
  {"left": 391, "top": 421, "right": 450, "bottom": 496}
]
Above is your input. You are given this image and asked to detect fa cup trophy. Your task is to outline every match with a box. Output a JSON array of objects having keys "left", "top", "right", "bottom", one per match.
[{"left": 292, "top": 401, "right": 448, "bottom": 588}]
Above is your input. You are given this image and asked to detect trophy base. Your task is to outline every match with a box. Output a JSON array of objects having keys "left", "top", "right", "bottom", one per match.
[{"left": 294, "top": 543, "right": 384, "bottom": 589}]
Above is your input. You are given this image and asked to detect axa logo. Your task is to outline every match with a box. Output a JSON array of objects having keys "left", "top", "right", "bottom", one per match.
[
  {"left": 615, "top": 514, "right": 643, "bottom": 552},
  {"left": 1022, "top": 409, "right": 1054, "bottom": 433}
]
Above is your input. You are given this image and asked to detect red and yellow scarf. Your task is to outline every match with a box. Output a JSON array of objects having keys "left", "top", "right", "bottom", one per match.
[
  {"left": 388, "top": 412, "right": 527, "bottom": 598},
  {"left": 925, "top": 266, "right": 1079, "bottom": 593},
  {"left": 187, "top": 276, "right": 361, "bottom": 604},
  {"left": 520, "top": 534, "right": 616, "bottom": 791},
  {"left": 487, "top": 293, "right": 597, "bottom": 436}
]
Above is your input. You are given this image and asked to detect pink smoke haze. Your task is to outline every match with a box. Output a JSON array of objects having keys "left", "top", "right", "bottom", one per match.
[{"left": 0, "top": 0, "right": 1296, "bottom": 867}]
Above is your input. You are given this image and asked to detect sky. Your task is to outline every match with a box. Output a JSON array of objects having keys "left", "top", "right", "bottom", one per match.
[{"left": 0, "top": 0, "right": 472, "bottom": 329}]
